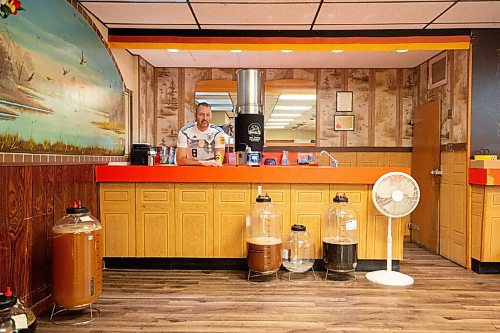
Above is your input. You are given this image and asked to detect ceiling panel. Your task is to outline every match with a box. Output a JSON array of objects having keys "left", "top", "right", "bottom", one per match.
[
  {"left": 316, "top": 2, "right": 454, "bottom": 25},
  {"left": 108, "top": 24, "right": 199, "bottom": 29},
  {"left": 313, "top": 24, "right": 427, "bottom": 30},
  {"left": 81, "top": 2, "right": 195, "bottom": 24},
  {"left": 428, "top": 23, "right": 500, "bottom": 29},
  {"left": 435, "top": 1, "right": 500, "bottom": 24},
  {"left": 200, "top": 25, "right": 312, "bottom": 30},
  {"left": 130, "top": 49, "right": 441, "bottom": 68},
  {"left": 191, "top": 3, "right": 319, "bottom": 25},
  {"left": 192, "top": 0, "right": 319, "bottom": 2}
]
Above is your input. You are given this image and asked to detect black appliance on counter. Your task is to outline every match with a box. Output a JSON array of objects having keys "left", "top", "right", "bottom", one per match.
[{"left": 130, "top": 143, "right": 154, "bottom": 165}]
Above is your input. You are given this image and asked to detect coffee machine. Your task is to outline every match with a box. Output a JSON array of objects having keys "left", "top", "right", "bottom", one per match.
[
  {"left": 234, "top": 69, "right": 264, "bottom": 166},
  {"left": 130, "top": 143, "right": 156, "bottom": 166}
]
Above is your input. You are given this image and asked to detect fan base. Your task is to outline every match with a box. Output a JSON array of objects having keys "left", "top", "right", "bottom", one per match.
[{"left": 365, "top": 270, "right": 414, "bottom": 286}]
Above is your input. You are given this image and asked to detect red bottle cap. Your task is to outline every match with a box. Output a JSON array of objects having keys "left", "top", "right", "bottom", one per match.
[{"left": 4, "top": 287, "right": 12, "bottom": 297}]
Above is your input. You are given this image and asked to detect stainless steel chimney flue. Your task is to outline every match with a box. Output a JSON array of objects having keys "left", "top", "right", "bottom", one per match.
[{"left": 234, "top": 69, "right": 265, "bottom": 166}]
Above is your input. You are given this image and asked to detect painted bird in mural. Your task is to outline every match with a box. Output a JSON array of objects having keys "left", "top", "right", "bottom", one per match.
[
  {"left": 27, "top": 72, "right": 34, "bottom": 82},
  {"left": 80, "top": 50, "right": 87, "bottom": 65},
  {"left": 62, "top": 66, "right": 71, "bottom": 76},
  {"left": 45, "top": 76, "right": 52, "bottom": 81}
]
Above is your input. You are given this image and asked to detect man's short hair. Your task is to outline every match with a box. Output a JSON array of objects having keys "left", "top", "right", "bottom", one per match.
[{"left": 195, "top": 102, "right": 211, "bottom": 114}]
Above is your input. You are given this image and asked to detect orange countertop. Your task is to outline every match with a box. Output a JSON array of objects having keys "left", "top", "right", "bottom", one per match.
[
  {"left": 95, "top": 165, "right": 410, "bottom": 184},
  {"left": 469, "top": 168, "right": 500, "bottom": 186}
]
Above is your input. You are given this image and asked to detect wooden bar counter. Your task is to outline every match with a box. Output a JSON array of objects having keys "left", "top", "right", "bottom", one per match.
[
  {"left": 96, "top": 165, "right": 410, "bottom": 268},
  {"left": 469, "top": 167, "right": 500, "bottom": 273}
]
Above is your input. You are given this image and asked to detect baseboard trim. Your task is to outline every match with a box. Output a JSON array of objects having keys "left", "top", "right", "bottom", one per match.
[
  {"left": 471, "top": 258, "right": 500, "bottom": 274},
  {"left": 104, "top": 257, "right": 399, "bottom": 272}
]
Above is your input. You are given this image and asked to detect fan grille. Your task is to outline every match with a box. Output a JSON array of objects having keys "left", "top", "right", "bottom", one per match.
[{"left": 372, "top": 172, "right": 420, "bottom": 218}]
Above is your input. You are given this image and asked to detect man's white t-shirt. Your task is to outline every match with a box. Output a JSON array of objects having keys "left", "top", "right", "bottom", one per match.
[{"left": 177, "top": 123, "right": 225, "bottom": 161}]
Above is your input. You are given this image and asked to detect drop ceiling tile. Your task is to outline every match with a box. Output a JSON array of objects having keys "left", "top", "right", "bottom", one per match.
[
  {"left": 428, "top": 22, "right": 500, "bottom": 29},
  {"left": 313, "top": 24, "right": 427, "bottom": 30},
  {"left": 81, "top": 3, "right": 196, "bottom": 24},
  {"left": 191, "top": 3, "right": 319, "bottom": 25},
  {"left": 200, "top": 25, "right": 312, "bottom": 30},
  {"left": 316, "top": 2, "right": 454, "bottom": 25},
  {"left": 435, "top": 1, "right": 500, "bottom": 23},
  {"left": 108, "top": 24, "right": 199, "bottom": 29}
]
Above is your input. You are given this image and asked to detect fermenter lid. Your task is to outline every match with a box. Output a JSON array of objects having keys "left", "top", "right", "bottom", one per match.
[
  {"left": 256, "top": 194, "right": 271, "bottom": 202},
  {"left": 66, "top": 201, "right": 89, "bottom": 214},
  {"left": 291, "top": 224, "right": 306, "bottom": 232},
  {"left": 0, "top": 288, "right": 16, "bottom": 310}
]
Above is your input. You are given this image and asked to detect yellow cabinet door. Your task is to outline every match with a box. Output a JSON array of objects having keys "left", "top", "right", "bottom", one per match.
[
  {"left": 329, "top": 185, "right": 369, "bottom": 259},
  {"left": 290, "top": 184, "right": 330, "bottom": 258},
  {"left": 136, "top": 183, "right": 175, "bottom": 257},
  {"left": 99, "top": 183, "right": 136, "bottom": 257},
  {"left": 213, "top": 183, "right": 251, "bottom": 258},
  {"left": 366, "top": 187, "right": 404, "bottom": 260},
  {"left": 175, "top": 183, "right": 214, "bottom": 257},
  {"left": 484, "top": 186, "right": 500, "bottom": 261}
]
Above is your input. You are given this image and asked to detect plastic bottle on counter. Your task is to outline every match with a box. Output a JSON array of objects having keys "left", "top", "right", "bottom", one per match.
[
  {"left": 281, "top": 150, "right": 288, "bottom": 165},
  {"left": 168, "top": 147, "right": 176, "bottom": 164}
]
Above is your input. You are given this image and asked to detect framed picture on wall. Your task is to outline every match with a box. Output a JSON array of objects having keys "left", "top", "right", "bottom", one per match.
[
  {"left": 428, "top": 52, "right": 447, "bottom": 89},
  {"left": 334, "top": 115, "right": 355, "bottom": 131},
  {"left": 336, "top": 91, "right": 353, "bottom": 112}
]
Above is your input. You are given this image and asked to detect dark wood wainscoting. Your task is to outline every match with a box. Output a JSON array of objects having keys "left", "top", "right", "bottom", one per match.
[{"left": 0, "top": 164, "right": 99, "bottom": 313}]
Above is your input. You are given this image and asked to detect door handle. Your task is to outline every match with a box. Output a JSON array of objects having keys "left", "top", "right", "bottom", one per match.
[{"left": 430, "top": 169, "right": 443, "bottom": 175}]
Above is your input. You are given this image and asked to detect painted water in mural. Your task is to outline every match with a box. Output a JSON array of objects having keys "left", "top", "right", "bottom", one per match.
[{"left": 0, "top": 0, "right": 125, "bottom": 155}]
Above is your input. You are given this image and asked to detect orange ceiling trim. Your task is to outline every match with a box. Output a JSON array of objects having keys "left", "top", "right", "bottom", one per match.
[
  {"left": 108, "top": 41, "right": 470, "bottom": 51},
  {"left": 108, "top": 35, "right": 470, "bottom": 46}
]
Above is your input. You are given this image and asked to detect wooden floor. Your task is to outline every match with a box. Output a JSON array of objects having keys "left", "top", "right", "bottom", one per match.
[{"left": 36, "top": 244, "right": 500, "bottom": 332}]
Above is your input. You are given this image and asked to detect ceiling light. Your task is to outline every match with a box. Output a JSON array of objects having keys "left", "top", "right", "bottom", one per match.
[
  {"left": 167, "top": 49, "right": 179, "bottom": 53},
  {"left": 331, "top": 50, "right": 344, "bottom": 53},
  {"left": 279, "top": 94, "right": 316, "bottom": 101},
  {"left": 230, "top": 49, "right": 242, "bottom": 53},
  {"left": 281, "top": 50, "right": 293, "bottom": 53},
  {"left": 274, "top": 106, "right": 311, "bottom": 111},
  {"left": 270, "top": 113, "right": 301, "bottom": 117},
  {"left": 266, "top": 125, "right": 286, "bottom": 129},
  {"left": 396, "top": 49, "right": 409, "bottom": 53},
  {"left": 266, "top": 123, "right": 289, "bottom": 126}
]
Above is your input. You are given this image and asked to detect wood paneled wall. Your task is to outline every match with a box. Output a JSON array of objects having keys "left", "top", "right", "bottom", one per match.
[{"left": 0, "top": 164, "right": 98, "bottom": 312}]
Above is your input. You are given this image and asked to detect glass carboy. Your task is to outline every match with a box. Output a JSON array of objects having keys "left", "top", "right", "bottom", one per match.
[
  {"left": 323, "top": 194, "right": 359, "bottom": 272},
  {"left": 282, "top": 224, "right": 315, "bottom": 273},
  {"left": 246, "top": 194, "right": 282, "bottom": 274}
]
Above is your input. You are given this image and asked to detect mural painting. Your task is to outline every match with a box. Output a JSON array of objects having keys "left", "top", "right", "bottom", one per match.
[
  {"left": 402, "top": 69, "right": 415, "bottom": 147},
  {"left": 347, "top": 69, "right": 369, "bottom": 147},
  {"left": 184, "top": 68, "right": 210, "bottom": 124},
  {"left": 318, "top": 69, "right": 343, "bottom": 146},
  {"left": 452, "top": 49, "right": 468, "bottom": 143},
  {"left": 374, "top": 69, "right": 397, "bottom": 146},
  {"left": 266, "top": 69, "right": 293, "bottom": 81},
  {"left": 156, "top": 67, "right": 179, "bottom": 147},
  {"left": 0, "top": 0, "right": 125, "bottom": 155},
  {"left": 212, "top": 68, "right": 234, "bottom": 81}
]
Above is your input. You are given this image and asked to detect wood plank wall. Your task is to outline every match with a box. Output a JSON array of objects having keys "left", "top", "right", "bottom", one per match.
[{"left": 0, "top": 164, "right": 98, "bottom": 313}]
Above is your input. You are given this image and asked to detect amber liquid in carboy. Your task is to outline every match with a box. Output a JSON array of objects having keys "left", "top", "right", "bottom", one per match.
[
  {"left": 52, "top": 228, "right": 102, "bottom": 309},
  {"left": 247, "top": 237, "right": 282, "bottom": 274}
]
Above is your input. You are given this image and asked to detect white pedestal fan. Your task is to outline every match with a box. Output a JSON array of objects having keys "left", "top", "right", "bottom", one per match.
[{"left": 366, "top": 172, "right": 420, "bottom": 286}]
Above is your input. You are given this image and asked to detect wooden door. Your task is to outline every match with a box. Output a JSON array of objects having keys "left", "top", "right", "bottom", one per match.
[{"left": 411, "top": 100, "right": 441, "bottom": 253}]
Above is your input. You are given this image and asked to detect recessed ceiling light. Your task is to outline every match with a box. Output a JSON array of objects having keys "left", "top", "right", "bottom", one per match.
[
  {"left": 266, "top": 125, "right": 286, "bottom": 129},
  {"left": 230, "top": 49, "right": 242, "bottom": 53},
  {"left": 396, "top": 49, "right": 409, "bottom": 53},
  {"left": 274, "top": 106, "right": 311, "bottom": 111},
  {"left": 331, "top": 50, "right": 344, "bottom": 53},
  {"left": 270, "top": 113, "right": 301, "bottom": 117},
  {"left": 268, "top": 118, "right": 295, "bottom": 122},
  {"left": 167, "top": 49, "right": 179, "bottom": 53},
  {"left": 281, "top": 50, "right": 293, "bottom": 53}
]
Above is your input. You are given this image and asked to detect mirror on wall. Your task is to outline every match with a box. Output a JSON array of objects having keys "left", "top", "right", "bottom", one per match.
[{"left": 195, "top": 79, "right": 316, "bottom": 146}]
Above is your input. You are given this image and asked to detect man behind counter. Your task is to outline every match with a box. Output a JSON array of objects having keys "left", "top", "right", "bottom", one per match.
[{"left": 176, "top": 102, "right": 226, "bottom": 166}]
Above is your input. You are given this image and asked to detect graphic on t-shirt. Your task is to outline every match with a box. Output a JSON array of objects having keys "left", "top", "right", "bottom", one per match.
[{"left": 178, "top": 124, "right": 224, "bottom": 161}]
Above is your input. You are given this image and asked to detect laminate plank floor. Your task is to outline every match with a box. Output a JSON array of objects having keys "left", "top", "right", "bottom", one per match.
[{"left": 36, "top": 244, "right": 500, "bottom": 332}]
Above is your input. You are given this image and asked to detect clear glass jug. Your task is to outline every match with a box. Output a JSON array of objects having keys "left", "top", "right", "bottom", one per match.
[{"left": 282, "top": 224, "right": 315, "bottom": 273}]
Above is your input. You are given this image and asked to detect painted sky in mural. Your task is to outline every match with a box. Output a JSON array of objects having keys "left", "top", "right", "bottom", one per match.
[{"left": 0, "top": 0, "right": 125, "bottom": 155}]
